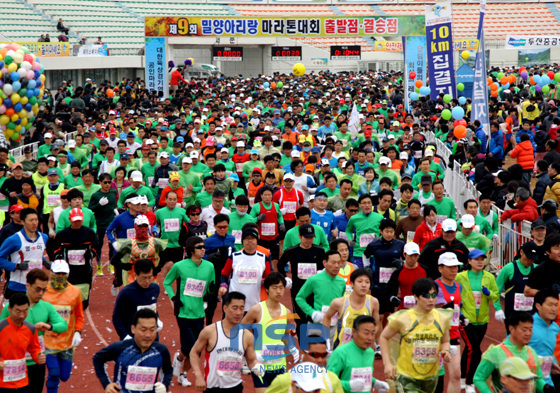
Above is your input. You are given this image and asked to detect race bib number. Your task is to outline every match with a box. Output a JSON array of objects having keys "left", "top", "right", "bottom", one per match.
[
  {"left": 540, "top": 356, "right": 553, "bottom": 379},
  {"left": 339, "top": 231, "right": 348, "bottom": 240},
  {"left": 379, "top": 267, "right": 396, "bottom": 284},
  {"left": 514, "top": 293, "right": 534, "bottom": 311},
  {"left": 232, "top": 230, "right": 242, "bottom": 244},
  {"left": 262, "top": 222, "right": 276, "bottom": 236},
  {"left": 345, "top": 285, "right": 353, "bottom": 295},
  {"left": 451, "top": 304, "right": 460, "bottom": 327},
  {"left": 158, "top": 178, "right": 169, "bottom": 189},
  {"left": 235, "top": 163, "right": 243, "bottom": 172},
  {"left": 342, "top": 327, "right": 353, "bottom": 344},
  {"left": 350, "top": 367, "right": 372, "bottom": 392},
  {"left": 404, "top": 296, "right": 416, "bottom": 309},
  {"left": 359, "top": 233, "right": 375, "bottom": 248},
  {"left": 342, "top": 139, "right": 348, "bottom": 147},
  {"left": 25, "top": 260, "right": 43, "bottom": 274},
  {"left": 0, "top": 193, "right": 5, "bottom": 201},
  {"left": 436, "top": 215, "right": 447, "bottom": 225},
  {"left": 473, "top": 291, "right": 481, "bottom": 309},
  {"left": 297, "top": 263, "right": 317, "bottom": 280},
  {"left": 407, "top": 231, "right": 415, "bottom": 243},
  {"left": 47, "top": 194, "right": 60, "bottom": 207},
  {"left": 127, "top": 228, "right": 136, "bottom": 239},
  {"left": 125, "top": 366, "right": 157, "bottom": 391},
  {"left": 216, "top": 355, "right": 242, "bottom": 377},
  {"left": 284, "top": 201, "right": 297, "bottom": 214},
  {"left": 137, "top": 303, "right": 157, "bottom": 312},
  {"left": 322, "top": 305, "right": 338, "bottom": 326},
  {"left": 3, "top": 359, "right": 26, "bottom": 382},
  {"left": 25, "top": 336, "right": 44, "bottom": 361},
  {"left": 148, "top": 177, "right": 154, "bottom": 186},
  {"left": 54, "top": 304, "right": 72, "bottom": 323},
  {"left": 238, "top": 266, "right": 259, "bottom": 284},
  {"left": 164, "top": 218, "right": 180, "bottom": 232},
  {"left": 68, "top": 250, "right": 86, "bottom": 266},
  {"left": 412, "top": 340, "right": 439, "bottom": 364},
  {"left": 261, "top": 344, "right": 284, "bottom": 364},
  {"left": 183, "top": 278, "right": 206, "bottom": 297},
  {"left": 414, "top": 150, "right": 422, "bottom": 159},
  {"left": 249, "top": 197, "right": 255, "bottom": 207}
]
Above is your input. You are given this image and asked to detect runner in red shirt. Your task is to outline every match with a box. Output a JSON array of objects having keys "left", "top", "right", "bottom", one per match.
[{"left": 272, "top": 173, "right": 304, "bottom": 231}]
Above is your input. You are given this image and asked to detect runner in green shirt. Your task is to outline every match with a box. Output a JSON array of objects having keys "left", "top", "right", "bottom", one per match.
[
  {"left": 425, "top": 182, "right": 457, "bottom": 220},
  {"left": 283, "top": 208, "right": 329, "bottom": 252},
  {"left": 455, "top": 215, "right": 491, "bottom": 253},
  {"left": 64, "top": 162, "right": 85, "bottom": 188},
  {"left": 345, "top": 195, "right": 383, "bottom": 265},
  {"left": 156, "top": 190, "right": 189, "bottom": 275},
  {"left": 227, "top": 195, "right": 257, "bottom": 251},
  {"left": 75, "top": 169, "right": 101, "bottom": 207}
]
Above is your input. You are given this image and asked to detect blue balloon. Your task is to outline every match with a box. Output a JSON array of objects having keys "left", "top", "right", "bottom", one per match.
[
  {"left": 34, "top": 88, "right": 41, "bottom": 96},
  {"left": 27, "top": 80, "right": 36, "bottom": 89},
  {"left": 26, "top": 89, "right": 34, "bottom": 98},
  {"left": 36, "top": 80, "right": 42, "bottom": 88},
  {"left": 419, "top": 86, "right": 431, "bottom": 96},
  {"left": 34, "top": 70, "right": 41, "bottom": 79},
  {"left": 410, "top": 92, "right": 418, "bottom": 101},
  {"left": 503, "top": 83, "right": 510, "bottom": 89},
  {"left": 458, "top": 96, "right": 467, "bottom": 105},
  {"left": 3, "top": 98, "right": 12, "bottom": 108},
  {"left": 0, "top": 61, "right": 3, "bottom": 69},
  {"left": 540, "top": 75, "right": 551, "bottom": 86},
  {"left": 263, "top": 82, "right": 270, "bottom": 88},
  {"left": 534, "top": 75, "right": 541, "bottom": 85},
  {"left": 12, "top": 81, "right": 21, "bottom": 91},
  {"left": 13, "top": 103, "right": 22, "bottom": 112},
  {"left": 452, "top": 106, "right": 465, "bottom": 120},
  {"left": 10, "top": 72, "right": 19, "bottom": 81},
  {"left": 24, "top": 103, "right": 32, "bottom": 111},
  {"left": 15, "top": 119, "right": 20, "bottom": 125}
]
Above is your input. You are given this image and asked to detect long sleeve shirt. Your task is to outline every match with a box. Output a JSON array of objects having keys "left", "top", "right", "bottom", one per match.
[{"left": 112, "top": 281, "right": 160, "bottom": 339}]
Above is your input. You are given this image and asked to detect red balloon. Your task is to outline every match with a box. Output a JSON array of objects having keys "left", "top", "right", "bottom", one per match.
[
  {"left": 409, "top": 71, "right": 416, "bottom": 79},
  {"left": 454, "top": 125, "right": 467, "bottom": 139},
  {"left": 548, "top": 71, "right": 555, "bottom": 79}
]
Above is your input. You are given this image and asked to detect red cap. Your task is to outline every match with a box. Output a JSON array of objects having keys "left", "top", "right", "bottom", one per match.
[
  {"left": 69, "top": 208, "right": 84, "bottom": 222},
  {"left": 364, "top": 130, "right": 372, "bottom": 137},
  {"left": 110, "top": 127, "right": 117, "bottom": 134},
  {"left": 9, "top": 204, "right": 23, "bottom": 213},
  {"left": 252, "top": 167, "right": 263, "bottom": 175}
]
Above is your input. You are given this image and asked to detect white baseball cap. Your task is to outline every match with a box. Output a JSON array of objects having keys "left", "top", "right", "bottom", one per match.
[
  {"left": 399, "top": 152, "right": 408, "bottom": 160},
  {"left": 158, "top": 152, "right": 169, "bottom": 159},
  {"left": 379, "top": 157, "right": 391, "bottom": 166},
  {"left": 67, "top": 140, "right": 76, "bottom": 148},
  {"left": 442, "top": 219, "right": 458, "bottom": 232},
  {"left": 44, "top": 132, "right": 53, "bottom": 138},
  {"left": 182, "top": 157, "right": 192, "bottom": 164},
  {"left": 130, "top": 171, "right": 143, "bottom": 182},
  {"left": 290, "top": 362, "right": 326, "bottom": 392},
  {"left": 438, "top": 252, "right": 462, "bottom": 266},
  {"left": 190, "top": 151, "right": 199, "bottom": 159},
  {"left": 237, "top": 141, "right": 245, "bottom": 148},
  {"left": 404, "top": 242, "right": 420, "bottom": 255},
  {"left": 291, "top": 150, "right": 301, "bottom": 158},
  {"left": 51, "top": 260, "right": 70, "bottom": 274},
  {"left": 461, "top": 214, "right": 475, "bottom": 229},
  {"left": 134, "top": 215, "right": 150, "bottom": 226},
  {"left": 284, "top": 173, "right": 295, "bottom": 181}
]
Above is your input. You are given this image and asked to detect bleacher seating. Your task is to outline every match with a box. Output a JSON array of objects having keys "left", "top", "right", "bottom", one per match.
[{"left": 1, "top": 1, "right": 560, "bottom": 53}]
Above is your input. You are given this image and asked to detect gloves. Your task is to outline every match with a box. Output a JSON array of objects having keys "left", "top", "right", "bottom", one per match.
[
  {"left": 124, "top": 335, "right": 132, "bottom": 340},
  {"left": 390, "top": 296, "right": 402, "bottom": 308},
  {"left": 15, "top": 261, "right": 29, "bottom": 271},
  {"left": 374, "top": 380, "right": 390, "bottom": 393},
  {"left": 492, "top": 234, "right": 499, "bottom": 241},
  {"left": 495, "top": 310, "right": 505, "bottom": 323},
  {"left": 72, "top": 332, "right": 82, "bottom": 347},
  {"left": 256, "top": 352, "right": 264, "bottom": 363},
  {"left": 543, "top": 384, "right": 556, "bottom": 393},
  {"left": 121, "top": 262, "right": 133, "bottom": 271},
  {"left": 112, "top": 242, "right": 119, "bottom": 252},
  {"left": 460, "top": 315, "right": 469, "bottom": 327},
  {"left": 42, "top": 259, "right": 52, "bottom": 270},
  {"left": 154, "top": 382, "right": 166, "bottom": 393},
  {"left": 482, "top": 286, "right": 491, "bottom": 296},
  {"left": 312, "top": 311, "right": 324, "bottom": 323},
  {"left": 285, "top": 277, "right": 293, "bottom": 289},
  {"left": 279, "top": 224, "right": 286, "bottom": 234},
  {"left": 99, "top": 197, "right": 109, "bottom": 206},
  {"left": 291, "top": 347, "right": 300, "bottom": 363},
  {"left": 172, "top": 296, "right": 183, "bottom": 317},
  {"left": 111, "top": 285, "right": 119, "bottom": 297},
  {"left": 157, "top": 319, "right": 163, "bottom": 332},
  {"left": 114, "top": 208, "right": 120, "bottom": 217},
  {"left": 348, "top": 240, "right": 356, "bottom": 248},
  {"left": 349, "top": 379, "right": 366, "bottom": 392},
  {"left": 257, "top": 214, "right": 266, "bottom": 222},
  {"left": 280, "top": 208, "right": 287, "bottom": 215},
  {"left": 49, "top": 229, "right": 56, "bottom": 238},
  {"left": 204, "top": 302, "right": 208, "bottom": 310},
  {"left": 251, "top": 363, "right": 265, "bottom": 377}
]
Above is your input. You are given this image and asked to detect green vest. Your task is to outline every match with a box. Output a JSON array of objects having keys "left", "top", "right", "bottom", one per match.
[{"left": 43, "top": 183, "right": 65, "bottom": 214}]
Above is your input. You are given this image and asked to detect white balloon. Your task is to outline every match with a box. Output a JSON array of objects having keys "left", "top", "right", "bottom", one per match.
[
  {"left": 21, "top": 61, "right": 32, "bottom": 71},
  {"left": 6, "top": 50, "right": 15, "bottom": 57},
  {"left": 3, "top": 84, "right": 13, "bottom": 95},
  {"left": 26, "top": 110, "right": 34, "bottom": 118},
  {"left": 13, "top": 54, "right": 23, "bottom": 64},
  {"left": 17, "top": 68, "right": 26, "bottom": 78}
]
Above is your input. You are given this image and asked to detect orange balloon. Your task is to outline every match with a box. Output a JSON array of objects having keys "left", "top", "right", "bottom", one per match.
[
  {"left": 500, "top": 77, "right": 508, "bottom": 85},
  {"left": 491, "top": 90, "right": 498, "bottom": 97},
  {"left": 487, "top": 77, "right": 493, "bottom": 86},
  {"left": 271, "top": 82, "right": 276, "bottom": 89},
  {"left": 106, "top": 89, "right": 114, "bottom": 98},
  {"left": 530, "top": 76, "right": 535, "bottom": 85},
  {"left": 5, "top": 108, "right": 14, "bottom": 118},
  {"left": 490, "top": 83, "right": 498, "bottom": 91},
  {"left": 415, "top": 80, "right": 423, "bottom": 88},
  {"left": 510, "top": 74, "right": 516, "bottom": 84},
  {"left": 454, "top": 125, "right": 467, "bottom": 139}
]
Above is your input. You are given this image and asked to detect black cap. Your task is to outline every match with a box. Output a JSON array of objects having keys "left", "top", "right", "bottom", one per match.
[
  {"left": 23, "top": 146, "right": 32, "bottom": 153},
  {"left": 531, "top": 218, "right": 546, "bottom": 230},
  {"left": 242, "top": 228, "right": 259, "bottom": 241},
  {"left": 299, "top": 223, "right": 315, "bottom": 238},
  {"left": 521, "top": 241, "right": 539, "bottom": 260},
  {"left": 99, "top": 139, "right": 109, "bottom": 145},
  {"left": 539, "top": 199, "right": 558, "bottom": 212},
  {"left": 421, "top": 174, "right": 433, "bottom": 185}
]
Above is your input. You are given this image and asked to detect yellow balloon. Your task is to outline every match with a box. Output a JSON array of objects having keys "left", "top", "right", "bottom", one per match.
[
  {"left": 4, "top": 129, "right": 13, "bottom": 138},
  {"left": 293, "top": 63, "right": 306, "bottom": 77},
  {"left": 0, "top": 54, "right": 3, "bottom": 61},
  {"left": 18, "top": 110, "right": 27, "bottom": 118},
  {"left": 10, "top": 94, "right": 20, "bottom": 104},
  {"left": 20, "top": 117, "right": 27, "bottom": 126},
  {"left": 20, "top": 96, "right": 28, "bottom": 105},
  {"left": 461, "top": 50, "right": 469, "bottom": 60},
  {"left": 7, "top": 63, "right": 17, "bottom": 73},
  {"left": 14, "top": 125, "right": 21, "bottom": 132},
  {"left": 0, "top": 115, "right": 9, "bottom": 125},
  {"left": 10, "top": 114, "right": 18, "bottom": 122},
  {"left": 0, "top": 71, "right": 2, "bottom": 79},
  {"left": 40, "top": 74, "right": 46, "bottom": 82}
]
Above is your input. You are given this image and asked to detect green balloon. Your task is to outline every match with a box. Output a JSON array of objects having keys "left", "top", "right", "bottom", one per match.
[
  {"left": 415, "top": 87, "right": 420, "bottom": 93},
  {"left": 492, "top": 71, "right": 498, "bottom": 77},
  {"left": 25, "top": 122, "right": 32, "bottom": 129},
  {"left": 277, "top": 81, "right": 283, "bottom": 88},
  {"left": 11, "top": 132, "right": 19, "bottom": 140},
  {"left": 29, "top": 96, "right": 37, "bottom": 105},
  {"left": 6, "top": 122, "right": 15, "bottom": 130},
  {"left": 497, "top": 72, "right": 505, "bottom": 80},
  {"left": 443, "top": 94, "right": 452, "bottom": 103},
  {"left": 441, "top": 109, "right": 452, "bottom": 120},
  {"left": 457, "top": 83, "right": 465, "bottom": 91},
  {"left": 4, "top": 56, "right": 12, "bottom": 65},
  {"left": 555, "top": 73, "right": 560, "bottom": 82},
  {"left": 525, "top": 57, "right": 529, "bottom": 61},
  {"left": 18, "top": 88, "right": 27, "bottom": 97},
  {"left": 543, "top": 86, "right": 550, "bottom": 94}
]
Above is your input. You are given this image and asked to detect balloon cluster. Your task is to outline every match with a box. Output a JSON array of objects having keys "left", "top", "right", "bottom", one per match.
[
  {"left": 184, "top": 58, "right": 194, "bottom": 66},
  {"left": 408, "top": 71, "right": 431, "bottom": 101},
  {"left": 0, "top": 43, "right": 44, "bottom": 142}
]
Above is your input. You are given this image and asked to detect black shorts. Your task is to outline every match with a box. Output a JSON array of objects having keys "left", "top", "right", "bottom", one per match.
[
  {"left": 371, "top": 287, "right": 392, "bottom": 315},
  {"left": 206, "top": 384, "right": 243, "bottom": 393},
  {"left": 450, "top": 338, "right": 459, "bottom": 346},
  {"left": 258, "top": 238, "right": 279, "bottom": 260},
  {"left": 160, "top": 247, "right": 184, "bottom": 264},
  {"left": 177, "top": 317, "right": 205, "bottom": 356},
  {"left": 251, "top": 368, "right": 286, "bottom": 388}
]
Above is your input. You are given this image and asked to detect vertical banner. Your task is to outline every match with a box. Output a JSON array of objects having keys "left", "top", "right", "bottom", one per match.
[
  {"left": 404, "top": 36, "right": 427, "bottom": 112},
  {"left": 471, "top": 0, "right": 490, "bottom": 138},
  {"left": 145, "top": 37, "right": 167, "bottom": 98},
  {"left": 425, "top": 1, "right": 456, "bottom": 100}
]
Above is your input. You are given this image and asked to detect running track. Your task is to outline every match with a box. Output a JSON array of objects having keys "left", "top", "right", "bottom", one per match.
[{"left": 3, "top": 246, "right": 507, "bottom": 392}]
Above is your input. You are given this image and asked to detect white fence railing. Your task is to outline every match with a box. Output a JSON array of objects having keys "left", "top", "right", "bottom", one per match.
[
  {"left": 426, "top": 132, "right": 532, "bottom": 273},
  {"left": 10, "top": 131, "right": 77, "bottom": 163}
]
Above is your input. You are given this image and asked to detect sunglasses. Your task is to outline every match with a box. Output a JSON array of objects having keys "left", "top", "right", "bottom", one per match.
[
  {"left": 136, "top": 224, "right": 149, "bottom": 228},
  {"left": 216, "top": 225, "right": 228, "bottom": 229},
  {"left": 349, "top": 209, "right": 359, "bottom": 213},
  {"left": 102, "top": 181, "right": 111, "bottom": 184},
  {"left": 421, "top": 293, "right": 438, "bottom": 299},
  {"left": 190, "top": 212, "right": 201, "bottom": 216},
  {"left": 308, "top": 352, "right": 328, "bottom": 359},
  {"left": 194, "top": 245, "right": 206, "bottom": 250}
]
